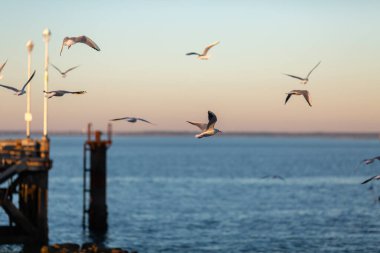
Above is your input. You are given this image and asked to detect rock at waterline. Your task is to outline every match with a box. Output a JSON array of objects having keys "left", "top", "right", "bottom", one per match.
[{"left": 40, "top": 243, "right": 133, "bottom": 253}]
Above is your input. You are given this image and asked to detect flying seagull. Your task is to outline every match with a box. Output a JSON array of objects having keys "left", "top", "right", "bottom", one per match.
[
  {"left": 60, "top": 36, "right": 100, "bottom": 56},
  {"left": 261, "top": 175, "right": 286, "bottom": 181},
  {"left": 362, "top": 175, "right": 380, "bottom": 185},
  {"left": 284, "top": 61, "right": 321, "bottom": 84},
  {"left": 0, "top": 59, "right": 7, "bottom": 80},
  {"left": 285, "top": 90, "right": 312, "bottom": 107},
  {"left": 51, "top": 64, "right": 79, "bottom": 78},
  {"left": 360, "top": 156, "right": 380, "bottom": 165},
  {"left": 0, "top": 70, "right": 36, "bottom": 96},
  {"left": 187, "top": 111, "right": 222, "bottom": 138},
  {"left": 186, "top": 41, "right": 220, "bottom": 60},
  {"left": 110, "top": 117, "right": 154, "bottom": 125},
  {"left": 44, "top": 90, "right": 86, "bottom": 99},
  {"left": 356, "top": 156, "right": 380, "bottom": 169}
]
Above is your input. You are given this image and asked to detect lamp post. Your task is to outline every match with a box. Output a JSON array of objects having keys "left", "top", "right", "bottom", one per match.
[
  {"left": 42, "top": 29, "right": 51, "bottom": 138},
  {"left": 25, "top": 40, "right": 34, "bottom": 138}
]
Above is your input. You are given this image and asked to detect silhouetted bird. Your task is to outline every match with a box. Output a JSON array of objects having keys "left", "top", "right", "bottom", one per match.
[
  {"left": 283, "top": 61, "right": 321, "bottom": 84},
  {"left": 110, "top": 117, "right": 154, "bottom": 125},
  {"left": 187, "top": 111, "right": 222, "bottom": 138},
  {"left": 285, "top": 90, "right": 312, "bottom": 107},
  {"left": 0, "top": 70, "right": 36, "bottom": 96},
  {"left": 186, "top": 41, "right": 220, "bottom": 60},
  {"left": 60, "top": 35, "right": 100, "bottom": 55},
  {"left": 44, "top": 90, "right": 86, "bottom": 98},
  {"left": 51, "top": 64, "right": 79, "bottom": 78}
]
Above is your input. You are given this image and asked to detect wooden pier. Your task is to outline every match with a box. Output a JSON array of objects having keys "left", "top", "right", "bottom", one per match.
[{"left": 0, "top": 137, "right": 52, "bottom": 245}]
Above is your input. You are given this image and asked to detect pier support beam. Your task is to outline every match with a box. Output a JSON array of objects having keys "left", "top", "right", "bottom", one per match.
[
  {"left": 0, "top": 138, "right": 52, "bottom": 247},
  {"left": 19, "top": 171, "right": 48, "bottom": 244},
  {"left": 83, "top": 124, "right": 112, "bottom": 233}
]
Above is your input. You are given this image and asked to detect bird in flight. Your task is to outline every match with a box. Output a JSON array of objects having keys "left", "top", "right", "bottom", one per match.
[
  {"left": 50, "top": 64, "right": 80, "bottom": 78},
  {"left": 0, "top": 70, "right": 36, "bottom": 96},
  {"left": 186, "top": 41, "right": 220, "bottom": 60},
  {"left": 261, "top": 175, "right": 286, "bottom": 181},
  {"left": 283, "top": 61, "right": 321, "bottom": 84},
  {"left": 110, "top": 117, "right": 154, "bottom": 125},
  {"left": 360, "top": 156, "right": 380, "bottom": 166},
  {"left": 362, "top": 175, "right": 380, "bottom": 185},
  {"left": 0, "top": 59, "right": 8, "bottom": 80},
  {"left": 285, "top": 90, "right": 312, "bottom": 107},
  {"left": 356, "top": 156, "right": 380, "bottom": 169},
  {"left": 44, "top": 90, "right": 86, "bottom": 99},
  {"left": 60, "top": 35, "right": 100, "bottom": 56},
  {"left": 187, "top": 111, "right": 222, "bottom": 138}
]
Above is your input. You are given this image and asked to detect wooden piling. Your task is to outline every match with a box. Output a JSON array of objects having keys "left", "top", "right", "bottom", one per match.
[{"left": 83, "top": 124, "right": 112, "bottom": 233}]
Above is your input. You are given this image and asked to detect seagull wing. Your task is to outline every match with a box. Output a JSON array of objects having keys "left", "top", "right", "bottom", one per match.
[
  {"left": 207, "top": 111, "right": 218, "bottom": 130},
  {"left": 283, "top": 74, "right": 305, "bottom": 81},
  {"left": 77, "top": 36, "right": 100, "bottom": 51},
  {"left": 137, "top": 118, "right": 154, "bottom": 125},
  {"left": 362, "top": 175, "right": 378, "bottom": 184},
  {"left": 60, "top": 41, "right": 65, "bottom": 56},
  {"left": 363, "top": 158, "right": 374, "bottom": 165},
  {"left": 285, "top": 93, "right": 293, "bottom": 104},
  {"left": 54, "top": 90, "right": 85, "bottom": 95},
  {"left": 0, "top": 84, "right": 19, "bottom": 92},
  {"left": 110, "top": 117, "right": 131, "bottom": 121},
  {"left": 63, "top": 65, "right": 80, "bottom": 75},
  {"left": 70, "top": 91, "right": 86, "bottom": 95},
  {"left": 186, "top": 52, "right": 201, "bottom": 56},
  {"left": 187, "top": 121, "right": 207, "bottom": 131},
  {"left": 19, "top": 70, "right": 36, "bottom": 93},
  {"left": 202, "top": 41, "right": 220, "bottom": 56},
  {"left": 301, "top": 91, "right": 312, "bottom": 107},
  {"left": 51, "top": 64, "right": 64, "bottom": 75},
  {"left": 306, "top": 61, "right": 321, "bottom": 79},
  {"left": 0, "top": 59, "right": 7, "bottom": 73}
]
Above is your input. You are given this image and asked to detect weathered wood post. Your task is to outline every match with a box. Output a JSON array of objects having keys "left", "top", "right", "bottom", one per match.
[
  {"left": 18, "top": 137, "right": 51, "bottom": 247},
  {"left": 84, "top": 124, "right": 112, "bottom": 233}
]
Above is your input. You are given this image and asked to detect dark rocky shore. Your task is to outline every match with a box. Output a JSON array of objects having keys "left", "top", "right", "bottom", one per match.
[{"left": 40, "top": 243, "right": 137, "bottom": 253}]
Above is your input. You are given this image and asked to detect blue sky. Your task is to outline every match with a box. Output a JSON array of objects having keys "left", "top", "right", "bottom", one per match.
[{"left": 0, "top": 1, "right": 380, "bottom": 133}]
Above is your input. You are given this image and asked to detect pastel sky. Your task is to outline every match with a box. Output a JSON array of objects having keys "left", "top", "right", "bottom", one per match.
[{"left": 0, "top": 1, "right": 380, "bottom": 133}]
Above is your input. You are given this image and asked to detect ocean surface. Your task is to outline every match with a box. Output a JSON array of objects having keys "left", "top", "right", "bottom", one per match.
[{"left": 2, "top": 135, "right": 380, "bottom": 252}]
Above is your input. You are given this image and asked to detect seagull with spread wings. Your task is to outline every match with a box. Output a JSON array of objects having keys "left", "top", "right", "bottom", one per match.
[
  {"left": 187, "top": 111, "right": 222, "bottom": 138},
  {"left": 51, "top": 64, "right": 79, "bottom": 78},
  {"left": 360, "top": 156, "right": 380, "bottom": 166},
  {"left": 110, "top": 117, "right": 154, "bottom": 125},
  {"left": 355, "top": 156, "right": 380, "bottom": 170},
  {"left": 60, "top": 35, "right": 100, "bottom": 56},
  {"left": 186, "top": 41, "right": 220, "bottom": 60},
  {"left": 44, "top": 90, "right": 86, "bottom": 99},
  {"left": 0, "top": 70, "right": 36, "bottom": 96},
  {"left": 0, "top": 59, "right": 7, "bottom": 80},
  {"left": 284, "top": 61, "right": 321, "bottom": 84},
  {"left": 285, "top": 90, "right": 312, "bottom": 107}
]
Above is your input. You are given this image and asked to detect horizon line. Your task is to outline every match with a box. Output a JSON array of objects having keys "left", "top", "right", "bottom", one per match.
[{"left": 0, "top": 130, "right": 379, "bottom": 139}]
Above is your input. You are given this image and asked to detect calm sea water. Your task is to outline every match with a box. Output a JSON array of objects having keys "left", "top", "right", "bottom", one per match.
[{"left": 2, "top": 135, "right": 380, "bottom": 252}]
